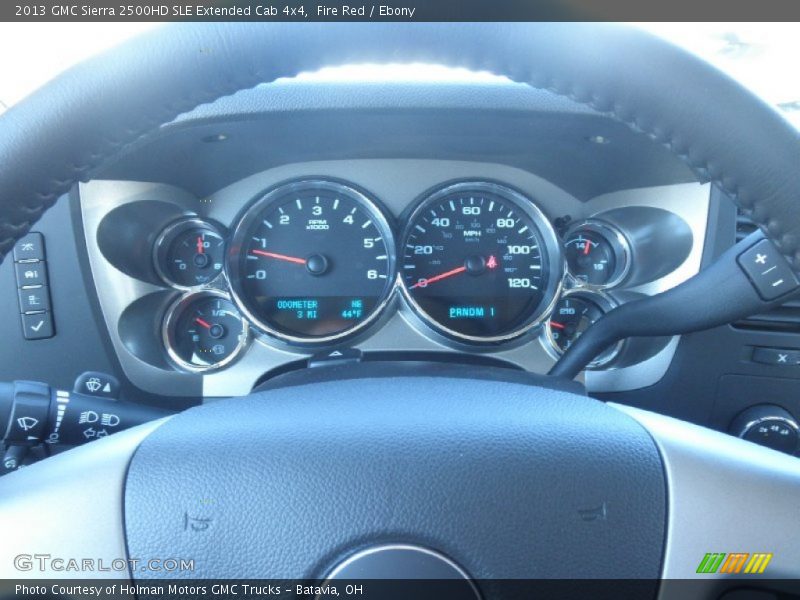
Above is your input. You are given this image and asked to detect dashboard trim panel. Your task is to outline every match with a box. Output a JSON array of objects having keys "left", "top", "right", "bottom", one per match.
[{"left": 79, "top": 161, "right": 709, "bottom": 398}]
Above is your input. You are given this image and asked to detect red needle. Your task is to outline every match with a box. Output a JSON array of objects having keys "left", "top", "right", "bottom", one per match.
[
  {"left": 583, "top": 238, "right": 591, "bottom": 255},
  {"left": 251, "top": 249, "right": 307, "bottom": 265},
  {"left": 195, "top": 318, "right": 212, "bottom": 329},
  {"left": 550, "top": 321, "right": 566, "bottom": 330},
  {"left": 196, "top": 236, "right": 204, "bottom": 255},
  {"left": 410, "top": 265, "right": 467, "bottom": 289}
]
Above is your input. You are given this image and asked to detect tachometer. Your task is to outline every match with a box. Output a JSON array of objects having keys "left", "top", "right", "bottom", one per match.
[
  {"left": 399, "top": 181, "right": 563, "bottom": 343},
  {"left": 227, "top": 180, "right": 396, "bottom": 344}
]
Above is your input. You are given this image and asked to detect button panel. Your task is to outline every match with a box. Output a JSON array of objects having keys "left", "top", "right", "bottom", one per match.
[
  {"left": 73, "top": 372, "right": 121, "bottom": 400},
  {"left": 738, "top": 239, "right": 800, "bottom": 301},
  {"left": 17, "top": 286, "right": 51, "bottom": 313},
  {"left": 751, "top": 347, "right": 800, "bottom": 366},
  {"left": 14, "top": 262, "right": 47, "bottom": 287},
  {"left": 20, "top": 313, "right": 54, "bottom": 340},
  {"left": 12, "top": 233, "right": 45, "bottom": 262},
  {"left": 12, "top": 232, "right": 54, "bottom": 340}
]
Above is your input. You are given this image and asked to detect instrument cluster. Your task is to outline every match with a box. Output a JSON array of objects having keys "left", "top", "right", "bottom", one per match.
[{"left": 147, "top": 177, "right": 689, "bottom": 374}]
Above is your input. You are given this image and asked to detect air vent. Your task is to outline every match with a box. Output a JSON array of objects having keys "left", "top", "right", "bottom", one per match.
[{"left": 734, "top": 208, "right": 800, "bottom": 331}]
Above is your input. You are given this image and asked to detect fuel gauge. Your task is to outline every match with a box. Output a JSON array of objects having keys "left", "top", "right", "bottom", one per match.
[
  {"left": 163, "top": 291, "right": 249, "bottom": 372},
  {"left": 563, "top": 221, "right": 630, "bottom": 289}
]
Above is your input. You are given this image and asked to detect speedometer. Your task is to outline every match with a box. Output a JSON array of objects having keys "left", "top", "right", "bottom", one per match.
[
  {"left": 227, "top": 180, "right": 396, "bottom": 344},
  {"left": 399, "top": 181, "right": 563, "bottom": 343}
]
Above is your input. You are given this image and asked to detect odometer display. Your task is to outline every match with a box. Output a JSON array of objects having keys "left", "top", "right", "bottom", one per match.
[
  {"left": 227, "top": 180, "right": 395, "bottom": 343},
  {"left": 400, "top": 182, "right": 562, "bottom": 342}
]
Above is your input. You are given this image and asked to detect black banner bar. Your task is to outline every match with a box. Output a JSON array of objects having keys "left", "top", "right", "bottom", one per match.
[
  {"left": 4, "top": 0, "right": 800, "bottom": 22},
  {"left": 3, "top": 579, "right": 800, "bottom": 600}
]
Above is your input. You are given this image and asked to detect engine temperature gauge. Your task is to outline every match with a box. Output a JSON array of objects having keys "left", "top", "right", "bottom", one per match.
[
  {"left": 163, "top": 291, "right": 249, "bottom": 372},
  {"left": 563, "top": 221, "right": 630, "bottom": 289},
  {"left": 542, "top": 290, "right": 622, "bottom": 368}
]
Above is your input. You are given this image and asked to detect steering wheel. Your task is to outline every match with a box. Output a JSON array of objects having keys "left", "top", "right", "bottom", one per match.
[{"left": 1, "top": 23, "right": 800, "bottom": 597}]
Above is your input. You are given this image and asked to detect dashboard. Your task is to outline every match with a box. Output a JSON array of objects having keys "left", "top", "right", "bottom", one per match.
[
  {"left": 5, "top": 26, "right": 800, "bottom": 586},
  {"left": 79, "top": 159, "right": 707, "bottom": 398},
  {"left": 3, "top": 76, "right": 796, "bottom": 454}
]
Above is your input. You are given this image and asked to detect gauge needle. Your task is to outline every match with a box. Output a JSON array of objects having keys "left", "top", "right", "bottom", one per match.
[
  {"left": 251, "top": 249, "right": 307, "bottom": 265},
  {"left": 410, "top": 265, "right": 467, "bottom": 289},
  {"left": 195, "top": 317, "right": 212, "bottom": 329},
  {"left": 583, "top": 239, "right": 591, "bottom": 255},
  {"left": 550, "top": 321, "right": 566, "bottom": 330},
  {"left": 196, "top": 236, "right": 204, "bottom": 255}
]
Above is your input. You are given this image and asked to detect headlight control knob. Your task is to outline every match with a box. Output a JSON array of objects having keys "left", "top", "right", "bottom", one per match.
[{"left": 729, "top": 405, "right": 799, "bottom": 455}]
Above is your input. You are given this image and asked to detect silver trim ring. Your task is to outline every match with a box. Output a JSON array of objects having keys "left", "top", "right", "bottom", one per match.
[
  {"left": 540, "top": 288, "right": 624, "bottom": 369},
  {"left": 736, "top": 415, "right": 800, "bottom": 440},
  {"left": 563, "top": 219, "right": 631, "bottom": 291},
  {"left": 162, "top": 289, "right": 250, "bottom": 372},
  {"left": 398, "top": 181, "right": 564, "bottom": 345},
  {"left": 153, "top": 217, "right": 226, "bottom": 291},
  {"left": 324, "top": 544, "right": 479, "bottom": 591},
  {"left": 226, "top": 179, "right": 397, "bottom": 347}
]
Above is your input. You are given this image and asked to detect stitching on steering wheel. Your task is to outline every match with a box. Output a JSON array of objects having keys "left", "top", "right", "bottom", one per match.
[{"left": 0, "top": 47, "right": 780, "bottom": 269}]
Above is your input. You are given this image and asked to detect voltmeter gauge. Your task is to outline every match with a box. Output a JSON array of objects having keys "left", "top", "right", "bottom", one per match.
[
  {"left": 563, "top": 221, "right": 630, "bottom": 289},
  {"left": 542, "top": 290, "right": 622, "bottom": 368},
  {"left": 163, "top": 291, "right": 249, "bottom": 372},
  {"left": 154, "top": 218, "right": 225, "bottom": 290}
]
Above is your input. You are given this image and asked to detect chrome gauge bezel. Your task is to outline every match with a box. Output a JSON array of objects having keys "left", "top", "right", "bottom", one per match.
[
  {"left": 540, "top": 289, "right": 624, "bottom": 369},
  {"left": 162, "top": 289, "right": 250, "bottom": 373},
  {"left": 563, "top": 219, "right": 631, "bottom": 291},
  {"left": 153, "top": 217, "right": 226, "bottom": 291},
  {"left": 225, "top": 179, "right": 398, "bottom": 347},
  {"left": 398, "top": 181, "right": 565, "bottom": 345}
]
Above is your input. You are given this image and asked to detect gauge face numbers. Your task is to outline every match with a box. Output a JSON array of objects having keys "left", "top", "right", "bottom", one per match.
[
  {"left": 155, "top": 219, "right": 225, "bottom": 289},
  {"left": 545, "top": 292, "right": 619, "bottom": 367},
  {"left": 564, "top": 234, "right": 615, "bottom": 286},
  {"left": 563, "top": 222, "right": 630, "bottom": 289},
  {"left": 401, "top": 183, "right": 557, "bottom": 342},
  {"left": 229, "top": 180, "right": 395, "bottom": 343},
  {"left": 164, "top": 293, "right": 248, "bottom": 371},
  {"left": 548, "top": 295, "right": 605, "bottom": 353}
]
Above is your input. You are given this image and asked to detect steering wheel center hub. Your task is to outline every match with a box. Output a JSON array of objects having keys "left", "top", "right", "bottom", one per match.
[
  {"left": 326, "top": 544, "right": 479, "bottom": 596},
  {"left": 123, "top": 370, "right": 665, "bottom": 580}
]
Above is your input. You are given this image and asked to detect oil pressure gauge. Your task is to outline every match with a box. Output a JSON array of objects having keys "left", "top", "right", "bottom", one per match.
[
  {"left": 563, "top": 220, "right": 630, "bottom": 289},
  {"left": 154, "top": 218, "right": 225, "bottom": 289}
]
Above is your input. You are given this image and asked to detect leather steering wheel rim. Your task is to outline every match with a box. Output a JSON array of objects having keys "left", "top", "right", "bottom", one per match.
[{"left": 0, "top": 22, "right": 799, "bottom": 269}]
